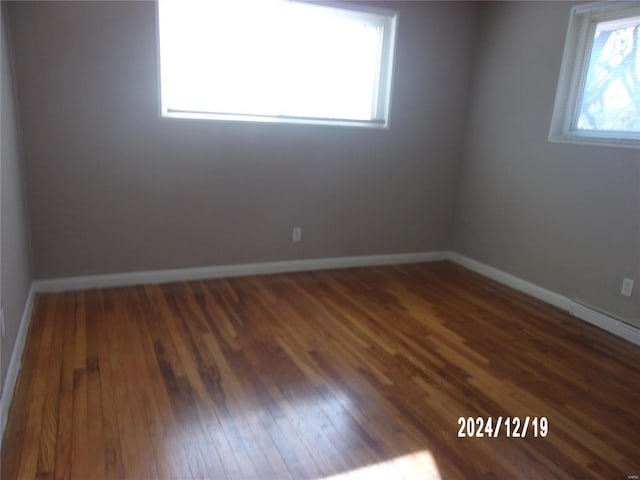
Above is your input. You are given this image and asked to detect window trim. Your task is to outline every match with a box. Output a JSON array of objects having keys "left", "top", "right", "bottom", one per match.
[
  {"left": 156, "top": 1, "right": 399, "bottom": 129},
  {"left": 549, "top": 1, "right": 640, "bottom": 149}
]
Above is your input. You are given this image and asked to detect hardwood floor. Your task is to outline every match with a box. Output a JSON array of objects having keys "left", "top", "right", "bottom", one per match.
[{"left": 1, "top": 262, "right": 639, "bottom": 479}]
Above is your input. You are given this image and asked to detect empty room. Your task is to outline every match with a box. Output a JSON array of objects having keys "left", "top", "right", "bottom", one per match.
[{"left": 1, "top": 0, "right": 639, "bottom": 478}]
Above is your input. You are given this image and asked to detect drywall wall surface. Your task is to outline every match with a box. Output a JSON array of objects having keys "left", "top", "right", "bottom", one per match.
[
  {"left": 1, "top": 7, "right": 33, "bottom": 392},
  {"left": 453, "top": 1, "right": 639, "bottom": 326},
  {"left": 7, "top": 1, "right": 477, "bottom": 278}
]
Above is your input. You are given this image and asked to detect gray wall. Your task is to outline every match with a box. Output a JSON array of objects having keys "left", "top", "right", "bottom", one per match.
[
  {"left": 1, "top": 6, "right": 33, "bottom": 393},
  {"left": 5, "top": 1, "right": 638, "bottom": 329},
  {"left": 453, "top": 1, "right": 640, "bottom": 326},
  {"left": 7, "top": 1, "right": 477, "bottom": 279}
]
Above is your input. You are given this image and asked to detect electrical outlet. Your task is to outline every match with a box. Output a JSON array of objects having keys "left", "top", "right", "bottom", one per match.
[
  {"left": 0, "top": 307, "right": 5, "bottom": 338},
  {"left": 292, "top": 227, "right": 302, "bottom": 243},
  {"left": 621, "top": 278, "right": 634, "bottom": 297}
]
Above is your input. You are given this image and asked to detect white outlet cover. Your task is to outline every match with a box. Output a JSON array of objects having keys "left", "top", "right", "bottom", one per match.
[{"left": 621, "top": 278, "right": 634, "bottom": 297}]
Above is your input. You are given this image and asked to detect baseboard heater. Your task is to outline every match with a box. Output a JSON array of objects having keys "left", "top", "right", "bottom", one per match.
[{"left": 569, "top": 301, "right": 640, "bottom": 346}]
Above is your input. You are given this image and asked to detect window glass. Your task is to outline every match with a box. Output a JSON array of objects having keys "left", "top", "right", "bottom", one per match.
[{"left": 157, "top": 0, "right": 397, "bottom": 128}]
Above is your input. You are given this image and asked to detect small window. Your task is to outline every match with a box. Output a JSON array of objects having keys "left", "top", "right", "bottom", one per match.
[
  {"left": 549, "top": 2, "right": 640, "bottom": 148},
  {"left": 157, "top": 0, "right": 398, "bottom": 128}
]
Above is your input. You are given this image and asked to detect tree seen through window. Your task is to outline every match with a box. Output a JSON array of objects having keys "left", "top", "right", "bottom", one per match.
[{"left": 577, "top": 16, "right": 640, "bottom": 133}]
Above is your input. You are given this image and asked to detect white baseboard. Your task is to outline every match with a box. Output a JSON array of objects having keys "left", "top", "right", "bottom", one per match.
[
  {"left": 33, "top": 251, "right": 449, "bottom": 293},
  {"left": 1, "top": 284, "right": 37, "bottom": 442},
  {"left": 570, "top": 301, "right": 640, "bottom": 346},
  {"left": 34, "top": 251, "right": 640, "bottom": 346},
  {"left": 447, "top": 252, "right": 640, "bottom": 346},
  {"left": 447, "top": 252, "right": 572, "bottom": 311}
]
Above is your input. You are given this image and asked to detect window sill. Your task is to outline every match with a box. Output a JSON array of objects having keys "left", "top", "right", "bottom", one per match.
[
  {"left": 162, "top": 110, "right": 390, "bottom": 130},
  {"left": 548, "top": 132, "right": 640, "bottom": 150}
]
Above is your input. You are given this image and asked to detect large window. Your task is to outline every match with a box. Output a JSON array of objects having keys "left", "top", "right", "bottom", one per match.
[
  {"left": 157, "top": 0, "right": 397, "bottom": 128},
  {"left": 549, "top": 2, "right": 640, "bottom": 148}
]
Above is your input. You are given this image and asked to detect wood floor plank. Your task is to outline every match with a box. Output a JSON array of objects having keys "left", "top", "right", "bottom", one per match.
[
  {"left": 70, "top": 291, "right": 91, "bottom": 480},
  {"left": 128, "top": 286, "right": 201, "bottom": 479},
  {"left": 116, "top": 288, "right": 185, "bottom": 480},
  {"left": 84, "top": 290, "right": 106, "bottom": 480},
  {"left": 14, "top": 294, "right": 58, "bottom": 480},
  {"left": 102, "top": 288, "right": 155, "bottom": 480},
  {"left": 2, "top": 262, "right": 639, "bottom": 479},
  {"left": 0, "top": 295, "right": 47, "bottom": 480},
  {"left": 94, "top": 290, "right": 125, "bottom": 480},
  {"left": 35, "top": 293, "right": 66, "bottom": 479},
  {"left": 152, "top": 286, "right": 249, "bottom": 478},
  {"left": 54, "top": 293, "right": 78, "bottom": 480},
  {"left": 183, "top": 283, "right": 294, "bottom": 480},
  {"left": 139, "top": 284, "right": 216, "bottom": 480}
]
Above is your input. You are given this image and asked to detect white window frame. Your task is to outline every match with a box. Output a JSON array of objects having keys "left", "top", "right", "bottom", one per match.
[
  {"left": 156, "top": 1, "right": 398, "bottom": 129},
  {"left": 549, "top": 1, "right": 640, "bottom": 149}
]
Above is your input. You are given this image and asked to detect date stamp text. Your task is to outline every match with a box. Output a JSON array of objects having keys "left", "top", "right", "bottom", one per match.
[{"left": 457, "top": 416, "right": 549, "bottom": 438}]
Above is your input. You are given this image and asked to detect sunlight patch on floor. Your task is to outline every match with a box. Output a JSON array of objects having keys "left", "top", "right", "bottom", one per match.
[{"left": 317, "top": 450, "right": 442, "bottom": 480}]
